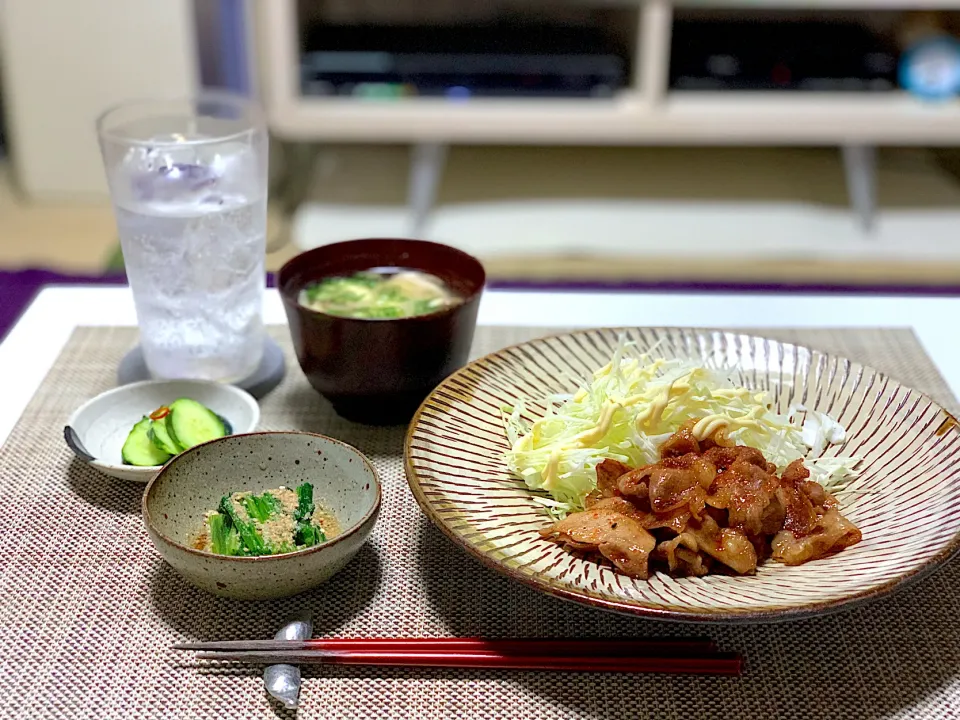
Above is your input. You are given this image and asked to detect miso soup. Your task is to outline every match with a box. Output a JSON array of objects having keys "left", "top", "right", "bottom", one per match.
[{"left": 299, "top": 269, "right": 462, "bottom": 319}]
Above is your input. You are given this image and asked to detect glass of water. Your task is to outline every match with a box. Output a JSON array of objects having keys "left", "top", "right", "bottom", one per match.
[{"left": 97, "top": 93, "right": 268, "bottom": 382}]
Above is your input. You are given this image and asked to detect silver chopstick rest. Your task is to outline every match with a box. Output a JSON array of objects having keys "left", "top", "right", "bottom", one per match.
[{"left": 264, "top": 614, "right": 313, "bottom": 709}]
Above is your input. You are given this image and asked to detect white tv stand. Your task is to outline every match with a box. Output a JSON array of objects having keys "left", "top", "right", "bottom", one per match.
[{"left": 255, "top": 0, "right": 960, "bottom": 233}]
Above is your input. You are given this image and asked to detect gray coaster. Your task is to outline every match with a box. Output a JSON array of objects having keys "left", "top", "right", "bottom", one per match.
[{"left": 117, "top": 336, "right": 286, "bottom": 400}]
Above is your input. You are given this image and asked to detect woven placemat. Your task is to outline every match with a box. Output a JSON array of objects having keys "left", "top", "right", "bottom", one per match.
[{"left": 0, "top": 325, "right": 957, "bottom": 720}]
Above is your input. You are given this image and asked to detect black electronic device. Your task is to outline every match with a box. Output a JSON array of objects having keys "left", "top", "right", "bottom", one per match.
[
  {"left": 670, "top": 20, "right": 899, "bottom": 92},
  {"left": 300, "top": 22, "right": 628, "bottom": 99}
]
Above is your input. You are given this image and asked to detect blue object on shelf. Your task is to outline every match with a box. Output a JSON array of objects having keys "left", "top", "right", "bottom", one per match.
[{"left": 899, "top": 36, "right": 960, "bottom": 101}]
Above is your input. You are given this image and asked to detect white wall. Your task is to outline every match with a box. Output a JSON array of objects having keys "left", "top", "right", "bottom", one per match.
[{"left": 0, "top": 0, "right": 198, "bottom": 200}]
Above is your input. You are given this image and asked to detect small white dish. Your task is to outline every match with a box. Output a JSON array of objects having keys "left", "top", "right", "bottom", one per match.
[{"left": 64, "top": 380, "right": 260, "bottom": 483}]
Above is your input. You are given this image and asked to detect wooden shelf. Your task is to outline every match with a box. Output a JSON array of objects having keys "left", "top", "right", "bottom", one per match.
[
  {"left": 262, "top": 92, "right": 960, "bottom": 144},
  {"left": 265, "top": 94, "right": 645, "bottom": 143},
  {"left": 255, "top": 0, "right": 960, "bottom": 145},
  {"left": 660, "top": 93, "right": 960, "bottom": 144}
]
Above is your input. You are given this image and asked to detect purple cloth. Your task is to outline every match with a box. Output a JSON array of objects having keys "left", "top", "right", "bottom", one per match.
[
  {"left": 489, "top": 278, "right": 960, "bottom": 296},
  {"left": 0, "top": 270, "right": 279, "bottom": 342},
  {"left": 1, "top": 268, "right": 958, "bottom": 343},
  {"left": 0, "top": 270, "right": 124, "bottom": 343}
]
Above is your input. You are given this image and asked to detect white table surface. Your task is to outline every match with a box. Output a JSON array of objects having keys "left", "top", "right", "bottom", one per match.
[{"left": 2, "top": 285, "right": 960, "bottom": 447}]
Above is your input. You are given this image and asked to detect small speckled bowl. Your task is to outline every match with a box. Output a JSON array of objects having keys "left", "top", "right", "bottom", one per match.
[{"left": 143, "top": 432, "right": 381, "bottom": 600}]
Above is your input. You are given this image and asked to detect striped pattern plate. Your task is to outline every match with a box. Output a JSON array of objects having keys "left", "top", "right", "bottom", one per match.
[{"left": 404, "top": 327, "right": 960, "bottom": 623}]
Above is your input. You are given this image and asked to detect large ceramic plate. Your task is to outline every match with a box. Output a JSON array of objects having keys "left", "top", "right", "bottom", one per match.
[{"left": 404, "top": 327, "right": 960, "bottom": 623}]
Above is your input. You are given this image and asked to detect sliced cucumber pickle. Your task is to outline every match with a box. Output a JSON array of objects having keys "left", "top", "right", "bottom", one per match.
[
  {"left": 167, "top": 398, "right": 228, "bottom": 450},
  {"left": 149, "top": 415, "right": 182, "bottom": 456},
  {"left": 122, "top": 417, "right": 172, "bottom": 467}
]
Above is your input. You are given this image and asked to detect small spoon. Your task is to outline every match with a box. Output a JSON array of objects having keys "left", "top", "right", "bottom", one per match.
[{"left": 63, "top": 426, "right": 95, "bottom": 463}]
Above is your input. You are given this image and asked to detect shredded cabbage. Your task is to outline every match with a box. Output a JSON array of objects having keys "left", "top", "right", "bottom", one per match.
[{"left": 502, "top": 335, "right": 861, "bottom": 514}]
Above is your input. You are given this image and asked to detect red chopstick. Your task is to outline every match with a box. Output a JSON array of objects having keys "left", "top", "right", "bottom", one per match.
[
  {"left": 190, "top": 649, "right": 742, "bottom": 676},
  {"left": 175, "top": 637, "right": 716, "bottom": 657},
  {"left": 174, "top": 637, "right": 742, "bottom": 676}
]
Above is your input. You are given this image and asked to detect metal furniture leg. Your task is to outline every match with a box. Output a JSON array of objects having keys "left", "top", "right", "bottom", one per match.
[
  {"left": 842, "top": 144, "right": 877, "bottom": 232},
  {"left": 407, "top": 142, "right": 448, "bottom": 237}
]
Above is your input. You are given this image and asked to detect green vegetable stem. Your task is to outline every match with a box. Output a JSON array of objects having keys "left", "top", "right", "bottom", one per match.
[
  {"left": 241, "top": 492, "right": 281, "bottom": 522},
  {"left": 294, "top": 483, "right": 326, "bottom": 547},
  {"left": 207, "top": 513, "right": 242, "bottom": 556},
  {"left": 295, "top": 483, "right": 315, "bottom": 521},
  {"left": 218, "top": 495, "right": 268, "bottom": 556}
]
